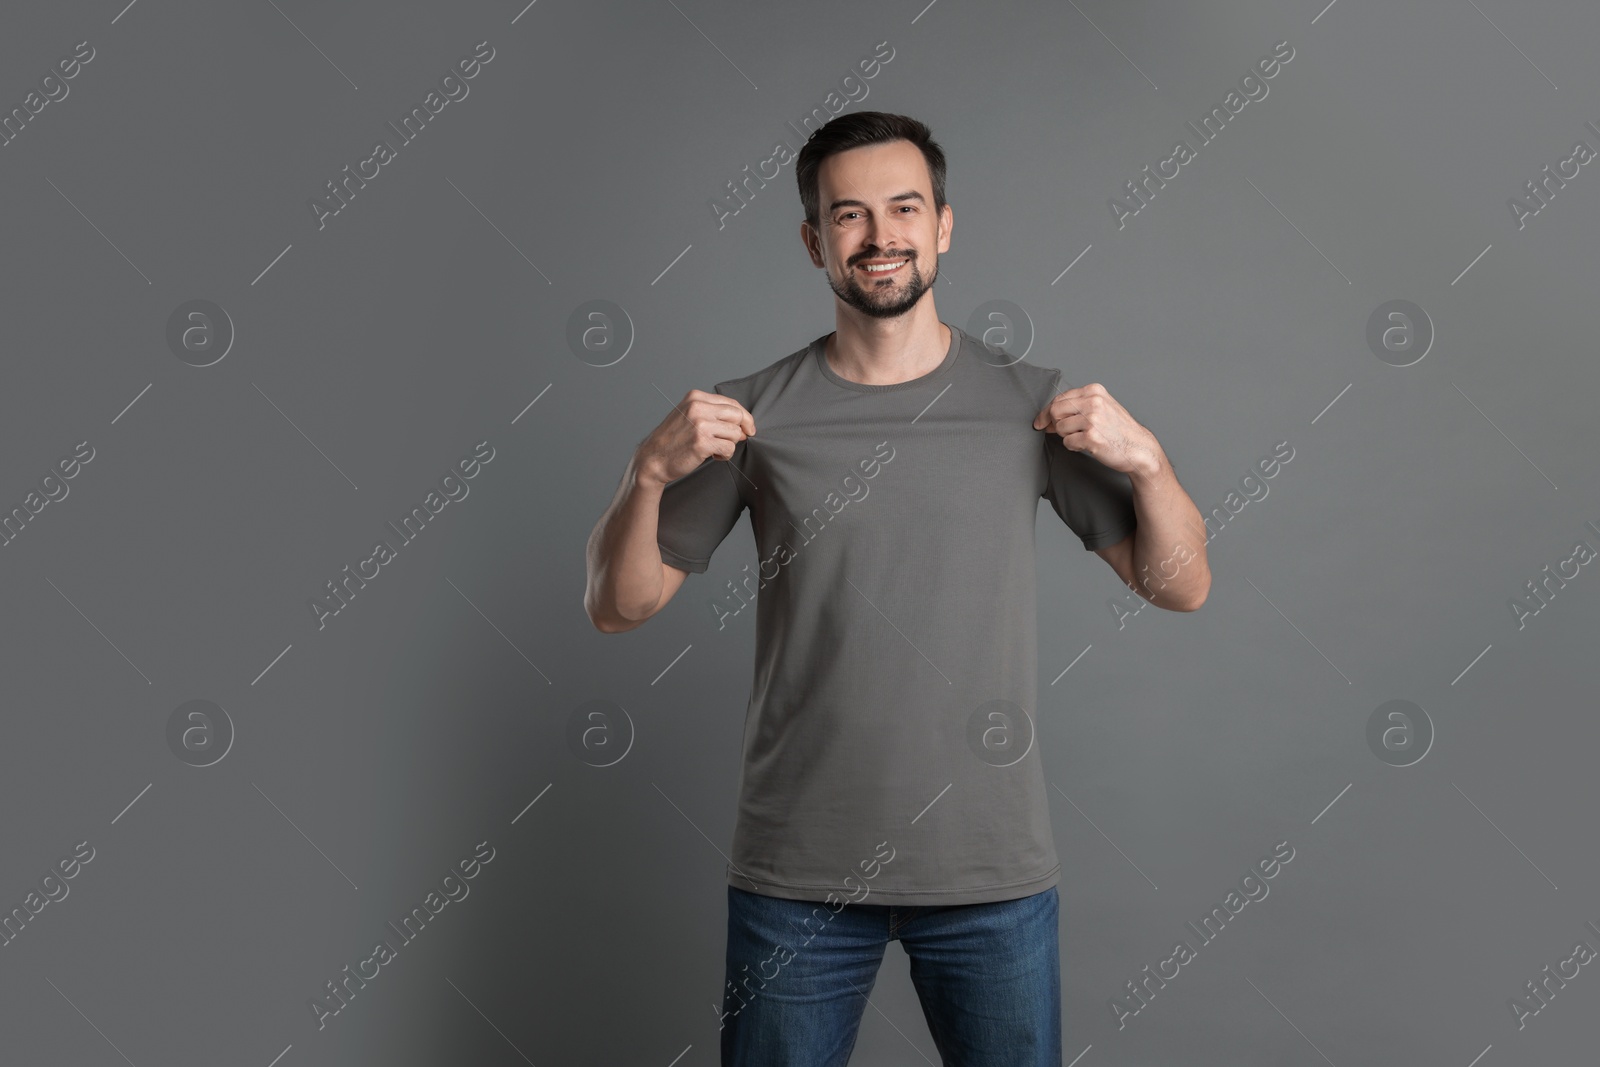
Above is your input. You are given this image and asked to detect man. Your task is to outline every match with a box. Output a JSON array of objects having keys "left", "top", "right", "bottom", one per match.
[{"left": 584, "top": 111, "right": 1210, "bottom": 1066}]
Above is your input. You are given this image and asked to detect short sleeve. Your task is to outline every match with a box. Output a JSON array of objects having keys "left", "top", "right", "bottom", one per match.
[
  {"left": 1040, "top": 369, "right": 1137, "bottom": 551},
  {"left": 655, "top": 384, "right": 750, "bottom": 573}
]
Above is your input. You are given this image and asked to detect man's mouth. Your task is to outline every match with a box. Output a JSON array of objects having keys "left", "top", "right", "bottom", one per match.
[{"left": 856, "top": 258, "right": 909, "bottom": 277}]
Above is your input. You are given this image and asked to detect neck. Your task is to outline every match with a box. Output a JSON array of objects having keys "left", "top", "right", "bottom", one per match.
[{"left": 826, "top": 302, "right": 949, "bottom": 386}]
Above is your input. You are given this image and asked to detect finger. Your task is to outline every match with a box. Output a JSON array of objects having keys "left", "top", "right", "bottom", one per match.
[
  {"left": 1054, "top": 426, "right": 1095, "bottom": 453},
  {"left": 700, "top": 418, "right": 748, "bottom": 447},
  {"left": 694, "top": 395, "right": 757, "bottom": 437},
  {"left": 1035, "top": 387, "right": 1097, "bottom": 428},
  {"left": 1044, "top": 413, "right": 1090, "bottom": 439},
  {"left": 1046, "top": 383, "right": 1106, "bottom": 409}
]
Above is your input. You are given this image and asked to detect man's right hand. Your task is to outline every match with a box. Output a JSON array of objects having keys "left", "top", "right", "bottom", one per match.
[{"left": 636, "top": 389, "right": 756, "bottom": 489}]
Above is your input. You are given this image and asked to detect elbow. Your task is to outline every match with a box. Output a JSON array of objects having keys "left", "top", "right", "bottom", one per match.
[
  {"left": 1178, "top": 579, "right": 1211, "bottom": 612},
  {"left": 588, "top": 609, "right": 635, "bottom": 635},
  {"left": 587, "top": 604, "right": 639, "bottom": 635},
  {"left": 583, "top": 588, "right": 631, "bottom": 635},
  {"left": 585, "top": 596, "right": 648, "bottom": 634}
]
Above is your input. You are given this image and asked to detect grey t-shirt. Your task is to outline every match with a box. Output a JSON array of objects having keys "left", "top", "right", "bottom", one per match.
[{"left": 656, "top": 322, "right": 1137, "bottom": 906}]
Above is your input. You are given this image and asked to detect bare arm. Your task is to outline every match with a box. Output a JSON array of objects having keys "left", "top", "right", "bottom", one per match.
[
  {"left": 583, "top": 389, "right": 754, "bottom": 634},
  {"left": 583, "top": 455, "right": 689, "bottom": 634},
  {"left": 1094, "top": 451, "right": 1211, "bottom": 611},
  {"left": 1036, "top": 381, "right": 1211, "bottom": 612}
]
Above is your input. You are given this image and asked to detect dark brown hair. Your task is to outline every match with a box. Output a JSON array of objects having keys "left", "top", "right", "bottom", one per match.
[{"left": 795, "top": 111, "right": 947, "bottom": 231}]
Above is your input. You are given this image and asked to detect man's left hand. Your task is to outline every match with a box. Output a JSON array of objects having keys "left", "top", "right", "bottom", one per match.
[{"left": 1033, "top": 382, "right": 1162, "bottom": 478}]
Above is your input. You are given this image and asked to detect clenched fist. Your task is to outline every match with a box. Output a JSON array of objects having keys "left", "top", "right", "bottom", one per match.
[
  {"left": 636, "top": 389, "right": 756, "bottom": 489},
  {"left": 1033, "top": 381, "right": 1160, "bottom": 478}
]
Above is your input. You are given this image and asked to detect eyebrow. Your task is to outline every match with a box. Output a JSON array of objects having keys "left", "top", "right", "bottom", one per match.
[{"left": 826, "top": 190, "right": 926, "bottom": 213}]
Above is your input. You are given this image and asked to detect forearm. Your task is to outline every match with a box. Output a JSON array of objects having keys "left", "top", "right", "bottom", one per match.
[
  {"left": 584, "top": 454, "right": 669, "bottom": 630},
  {"left": 1126, "top": 446, "right": 1211, "bottom": 610}
]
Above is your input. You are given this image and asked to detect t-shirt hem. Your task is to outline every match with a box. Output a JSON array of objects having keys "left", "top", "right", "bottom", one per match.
[
  {"left": 657, "top": 543, "right": 709, "bottom": 573},
  {"left": 1080, "top": 521, "right": 1136, "bottom": 551},
  {"left": 727, "top": 862, "right": 1060, "bottom": 906}
]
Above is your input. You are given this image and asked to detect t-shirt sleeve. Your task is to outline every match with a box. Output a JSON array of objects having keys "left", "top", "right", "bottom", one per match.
[
  {"left": 655, "top": 386, "right": 750, "bottom": 574},
  {"left": 1040, "top": 369, "right": 1138, "bottom": 551}
]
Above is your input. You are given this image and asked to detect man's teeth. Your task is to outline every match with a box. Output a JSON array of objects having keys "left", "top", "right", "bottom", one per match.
[{"left": 862, "top": 261, "right": 906, "bottom": 272}]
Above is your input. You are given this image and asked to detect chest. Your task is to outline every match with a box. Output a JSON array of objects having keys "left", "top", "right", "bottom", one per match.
[{"left": 737, "top": 406, "right": 1046, "bottom": 542}]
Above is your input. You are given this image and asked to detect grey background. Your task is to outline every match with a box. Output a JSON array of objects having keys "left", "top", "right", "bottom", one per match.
[{"left": 1, "top": 0, "right": 1596, "bottom": 1064}]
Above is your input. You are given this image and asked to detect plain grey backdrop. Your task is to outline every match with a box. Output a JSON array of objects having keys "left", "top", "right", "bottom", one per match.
[{"left": 2, "top": 0, "right": 1597, "bottom": 1064}]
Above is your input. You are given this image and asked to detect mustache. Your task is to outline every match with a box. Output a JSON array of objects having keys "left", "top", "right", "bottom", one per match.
[{"left": 849, "top": 250, "right": 915, "bottom": 267}]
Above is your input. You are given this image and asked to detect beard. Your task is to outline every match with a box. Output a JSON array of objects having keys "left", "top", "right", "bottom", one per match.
[{"left": 827, "top": 251, "right": 939, "bottom": 319}]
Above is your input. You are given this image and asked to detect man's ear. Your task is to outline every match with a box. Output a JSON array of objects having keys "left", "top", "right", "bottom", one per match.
[{"left": 800, "top": 221, "right": 825, "bottom": 268}]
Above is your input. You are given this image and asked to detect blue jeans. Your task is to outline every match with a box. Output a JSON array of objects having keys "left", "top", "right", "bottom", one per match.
[{"left": 719, "top": 883, "right": 1061, "bottom": 1066}]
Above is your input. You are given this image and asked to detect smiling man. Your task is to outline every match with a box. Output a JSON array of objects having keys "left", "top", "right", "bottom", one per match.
[{"left": 584, "top": 111, "right": 1210, "bottom": 1066}]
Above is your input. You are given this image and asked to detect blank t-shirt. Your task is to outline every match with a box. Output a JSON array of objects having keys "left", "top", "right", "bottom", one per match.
[{"left": 656, "top": 322, "right": 1137, "bottom": 906}]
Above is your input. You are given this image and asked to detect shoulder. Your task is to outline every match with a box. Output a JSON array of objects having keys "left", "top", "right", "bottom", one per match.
[
  {"left": 712, "top": 338, "right": 815, "bottom": 410},
  {"left": 951, "top": 325, "right": 1064, "bottom": 407},
  {"left": 1018, "top": 361, "right": 1064, "bottom": 403}
]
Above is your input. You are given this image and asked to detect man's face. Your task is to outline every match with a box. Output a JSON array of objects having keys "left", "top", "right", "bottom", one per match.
[{"left": 805, "top": 139, "right": 952, "bottom": 320}]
